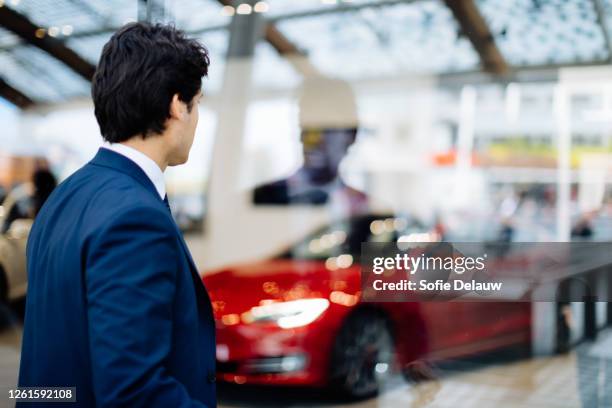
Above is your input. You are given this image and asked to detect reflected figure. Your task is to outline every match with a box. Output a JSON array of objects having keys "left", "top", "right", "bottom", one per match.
[
  {"left": 571, "top": 211, "right": 596, "bottom": 239},
  {"left": 498, "top": 218, "right": 514, "bottom": 243},
  {"left": 497, "top": 187, "right": 520, "bottom": 242},
  {"left": 32, "top": 168, "right": 57, "bottom": 217},
  {"left": 253, "top": 76, "right": 368, "bottom": 214},
  {"left": 2, "top": 168, "right": 57, "bottom": 232}
]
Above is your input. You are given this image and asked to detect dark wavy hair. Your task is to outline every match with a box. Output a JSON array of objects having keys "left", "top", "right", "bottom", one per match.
[{"left": 92, "top": 23, "right": 210, "bottom": 143}]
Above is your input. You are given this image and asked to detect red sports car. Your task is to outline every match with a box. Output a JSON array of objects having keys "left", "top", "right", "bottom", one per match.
[{"left": 203, "top": 214, "right": 531, "bottom": 398}]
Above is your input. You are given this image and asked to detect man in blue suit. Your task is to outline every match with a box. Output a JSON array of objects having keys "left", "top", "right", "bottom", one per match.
[{"left": 19, "top": 23, "right": 215, "bottom": 407}]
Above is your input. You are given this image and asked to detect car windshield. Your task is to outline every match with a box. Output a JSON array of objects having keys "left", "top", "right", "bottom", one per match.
[{"left": 280, "top": 215, "right": 422, "bottom": 261}]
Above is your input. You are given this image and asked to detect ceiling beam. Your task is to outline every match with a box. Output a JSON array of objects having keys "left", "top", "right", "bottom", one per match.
[
  {"left": 263, "top": 23, "right": 319, "bottom": 76},
  {"left": 0, "top": 6, "right": 95, "bottom": 80},
  {"left": 215, "top": 0, "right": 318, "bottom": 76},
  {"left": 592, "top": 0, "right": 612, "bottom": 62},
  {"left": 0, "top": 24, "right": 229, "bottom": 53},
  {"left": 263, "top": 24, "right": 301, "bottom": 56},
  {"left": 0, "top": 77, "right": 34, "bottom": 108},
  {"left": 0, "top": 0, "right": 415, "bottom": 46},
  {"left": 269, "top": 0, "right": 416, "bottom": 22},
  {"left": 443, "top": 0, "right": 509, "bottom": 76}
]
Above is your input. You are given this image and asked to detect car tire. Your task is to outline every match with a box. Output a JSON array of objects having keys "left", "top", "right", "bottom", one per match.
[{"left": 329, "top": 309, "right": 396, "bottom": 400}]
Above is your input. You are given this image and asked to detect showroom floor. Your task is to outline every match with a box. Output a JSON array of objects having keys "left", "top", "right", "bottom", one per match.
[
  {"left": 0, "top": 303, "right": 609, "bottom": 408},
  {"left": 216, "top": 353, "right": 585, "bottom": 408}
]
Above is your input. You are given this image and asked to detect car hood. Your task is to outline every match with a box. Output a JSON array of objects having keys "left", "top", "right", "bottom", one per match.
[{"left": 202, "top": 258, "right": 361, "bottom": 319}]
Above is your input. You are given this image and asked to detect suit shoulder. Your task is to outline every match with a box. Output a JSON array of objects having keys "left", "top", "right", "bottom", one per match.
[
  {"left": 47, "top": 161, "right": 138, "bottom": 201},
  {"left": 61, "top": 163, "right": 171, "bottom": 231},
  {"left": 72, "top": 162, "right": 161, "bottom": 205},
  {"left": 108, "top": 203, "right": 172, "bottom": 228}
]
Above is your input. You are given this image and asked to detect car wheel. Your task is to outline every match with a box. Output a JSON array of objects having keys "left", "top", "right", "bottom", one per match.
[{"left": 329, "top": 309, "right": 396, "bottom": 400}]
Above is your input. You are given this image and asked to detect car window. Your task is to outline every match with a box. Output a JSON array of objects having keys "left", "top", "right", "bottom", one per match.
[
  {"left": 284, "top": 222, "right": 353, "bottom": 261},
  {"left": 280, "top": 215, "right": 412, "bottom": 261}
]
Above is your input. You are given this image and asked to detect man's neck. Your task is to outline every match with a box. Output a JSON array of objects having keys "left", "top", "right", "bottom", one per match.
[{"left": 120, "top": 136, "right": 168, "bottom": 171}]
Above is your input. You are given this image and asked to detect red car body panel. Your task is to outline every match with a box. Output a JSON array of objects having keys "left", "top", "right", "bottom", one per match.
[{"left": 203, "top": 258, "right": 531, "bottom": 386}]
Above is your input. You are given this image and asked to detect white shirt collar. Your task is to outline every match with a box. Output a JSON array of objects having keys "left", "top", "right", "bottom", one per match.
[{"left": 102, "top": 142, "right": 166, "bottom": 199}]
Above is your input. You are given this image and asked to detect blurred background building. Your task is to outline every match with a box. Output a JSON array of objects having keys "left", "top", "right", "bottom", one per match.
[{"left": 0, "top": 0, "right": 611, "bottom": 265}]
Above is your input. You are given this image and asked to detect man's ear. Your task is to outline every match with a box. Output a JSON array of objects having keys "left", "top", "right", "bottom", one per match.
[{"left": 169, "top": 94, "right": 186, "bottom": 120}]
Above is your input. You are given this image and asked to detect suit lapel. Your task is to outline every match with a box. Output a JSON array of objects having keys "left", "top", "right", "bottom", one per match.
[
  {"left": 161, "top": 197, "right": 213, "bottom": 319},
  {"left": 173, "top": 224, "right": 214, "bottom": 320}
]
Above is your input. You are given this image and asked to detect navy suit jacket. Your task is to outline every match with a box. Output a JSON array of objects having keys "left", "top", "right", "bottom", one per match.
[{"left": 19, "top": 148, "right": 216, "bottom": 407}]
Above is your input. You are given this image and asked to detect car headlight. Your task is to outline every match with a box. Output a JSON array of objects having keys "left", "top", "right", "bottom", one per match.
[{"left": 241, "top": 298, "right": 330, "bottom": 329}]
